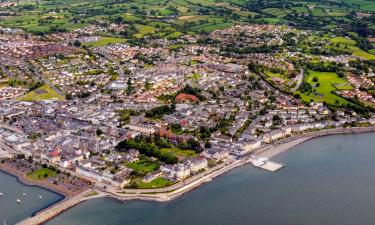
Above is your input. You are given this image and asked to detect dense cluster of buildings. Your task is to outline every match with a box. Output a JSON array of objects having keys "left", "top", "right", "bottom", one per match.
[{"left": 0, "top": 23, "right": 374, "bottom": 190}]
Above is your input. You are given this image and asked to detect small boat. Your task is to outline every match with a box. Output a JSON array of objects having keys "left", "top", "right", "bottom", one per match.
[
  {"left": 39, "top": 196, "right": 42, "bottom": 199},
  {"left": 16, "top": 199, "right": 21, "bottom": 203},
  {"left": 22, "top": 193, "right": 26, "bottom": 196},
  {"left": 0, "top": 192, "right": 3, "bottom": 196}
]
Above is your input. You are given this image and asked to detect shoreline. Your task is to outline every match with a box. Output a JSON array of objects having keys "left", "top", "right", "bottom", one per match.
[
  {"left": 12, "top": 126, "right": 375, "bottom": 225},
  {"left": 0, "top": 169, "right": 66, "bottom": 200},
  {"left": 0, "top": 164, "right": 70, "bottom": 198}
]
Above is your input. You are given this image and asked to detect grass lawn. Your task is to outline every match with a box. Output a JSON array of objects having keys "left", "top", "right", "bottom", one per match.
[
  {"left": 295, "top": 71, "right": 352, "bottom": 105},
  {"left": 160, "top": 148, "right": 198, "bottom": 157},
  {"left": 135, "top": 177, "right": 174, "bottom": 189},
  {"left": 84, "top": 37, "right": 126, "bottom": 47},
  {"left": 126, "top": 159, "right": 159, "bottom": 174},
  {"left": 27, "top": 168, "right": 57, "bottom": 180},
  {"left": 18, "top": 84, "right": 65, "bottom": 101}
]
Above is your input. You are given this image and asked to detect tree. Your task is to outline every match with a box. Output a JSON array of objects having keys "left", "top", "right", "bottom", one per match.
[
  {"left": 73, "top": 39, "right": 81, "bottom": 47},
  {"left": 96, "top": 129, "right": 103, "bottom": 136},
  {"left": 187, "top": 138, "right": 201, "bottom": 152}
]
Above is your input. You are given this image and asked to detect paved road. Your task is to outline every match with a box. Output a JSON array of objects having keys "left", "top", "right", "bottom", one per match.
[
  {"left": 290, "top": 69, "right": 304, "bottom": 92},
  {"left": 28, "top": 61, "right": 65, "bottom": 98}
]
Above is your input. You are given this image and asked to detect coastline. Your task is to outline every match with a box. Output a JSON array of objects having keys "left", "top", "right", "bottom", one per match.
[
  {"left": 0, "top": 163, "right": 69, "bottom": 198},
  {"left": 13, "top": 126, "right": 375, "bottom": 225}
]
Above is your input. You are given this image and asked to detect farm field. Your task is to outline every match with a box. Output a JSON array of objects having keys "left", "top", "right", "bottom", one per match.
[
  {"left": 310, "top": 8, "right": 327, "bottom": 17},
  {"left": 0, "top": 0, "right": 373, "bottom": 40}
]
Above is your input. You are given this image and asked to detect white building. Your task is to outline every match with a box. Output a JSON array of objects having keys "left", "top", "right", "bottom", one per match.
[{"left": 186, "top": 156, "right": 208, "bottom": 173}]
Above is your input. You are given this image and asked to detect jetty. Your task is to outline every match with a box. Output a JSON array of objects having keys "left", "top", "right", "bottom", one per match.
[
  {"left": 249, "top": 157, "right": 284, "bottom": 172},
  {"left": 16, "top": 190, "right": 94, "bottom": 225}
]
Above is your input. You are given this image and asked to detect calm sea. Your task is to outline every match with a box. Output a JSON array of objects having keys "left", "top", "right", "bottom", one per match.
[{"left": 0, "top": 171, "right": 63, "bottom": 225}]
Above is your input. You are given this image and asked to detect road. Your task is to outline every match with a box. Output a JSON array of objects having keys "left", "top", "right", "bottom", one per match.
[
  {"left": 28, "top": 61, "right": 66, "bottom": 98},
  {"left": 290, "top": 69, "right": 304, "bottom": 92}
]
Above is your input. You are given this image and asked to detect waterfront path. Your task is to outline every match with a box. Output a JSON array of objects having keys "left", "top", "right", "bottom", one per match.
[{"left": 9, "top": 126, "right": 375, "bottom": 224}]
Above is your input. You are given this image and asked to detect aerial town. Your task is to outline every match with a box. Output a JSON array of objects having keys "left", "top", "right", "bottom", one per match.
[
  {"left": 0, "top": 0, "right": 374, "bottom": 224},
  {"left": 0, "top": 22, "right": 375, "bottom": 198}
]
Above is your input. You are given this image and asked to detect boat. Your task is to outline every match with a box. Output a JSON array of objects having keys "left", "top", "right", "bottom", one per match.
[
  {"left": 0, "top": 192, "right": 3, "bottom": 196},
  {"left": 22, "top": 193, "right": 26, "bottom": 196},
  {"left": 39, "top": 196, "right": 42, "bottom": 199},
  {"left": 16, "top": 199, "right": 21, "bottom": 203}
]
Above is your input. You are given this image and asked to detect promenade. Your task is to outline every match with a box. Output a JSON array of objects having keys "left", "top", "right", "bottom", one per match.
[{"left": 11, "top": 126, "right": 375, "bottom": 225}]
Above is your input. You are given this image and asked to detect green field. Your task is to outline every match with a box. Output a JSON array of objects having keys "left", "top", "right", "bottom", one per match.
[
  {"left": 135, "top": 177, "right": 174, "bottom": 189},
  {"left": 310, "top": 8, "right": 327, "bottom": 17},
  {"left": 330, "top": 37, "right": 357, "bottom": 45},
  {"left": 348, "top": 46, "right": 375, "bottom": 60},
  {"left": 160, "top": 148, "right": 198, "bottom": 157},
  {"left": 342, "top": 0, "right": 375, "bottom": 11},
  {"left": 325, "top": 9, "right": 349, "bottom": 17},
  {"left": 126, "top": 159, "right": 159, "bottom": 174},
  {"left": 0, "top": 0, "right": 373, "bottom": 38},
  {"left": 134, "top": 25, "right": 157, "bottom": 38},
  {"left": 84, "top": 37, "right": 127, "bottom": 47},
  {"left": 18, "top": 85, "right": 65, "bottom": 101},
  {"left": 262, "top": 8, "right": 291, "bottom": 18},
  {"left": 27, "top": 168, "right": 57, "bottom": 180},
  {"left": 329, "top": 37, "right": 375, "bottom": 60},
  {"left": 296, "top": 71, "right": 352, "bottom": 105},
  {"left": 292, "top": 7, "right": 309, "bottom": 14}
]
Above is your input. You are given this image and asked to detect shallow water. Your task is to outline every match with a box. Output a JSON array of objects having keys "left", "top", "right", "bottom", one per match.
[{"left": 0, "top": 171, "right": 63, "bottom": 225}]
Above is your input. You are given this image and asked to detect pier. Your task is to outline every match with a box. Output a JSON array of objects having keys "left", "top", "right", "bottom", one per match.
[
  {"left": 16, "top": 190, "right": 94, "bottom": 225},
  {"left": 249, "top": 157, "right": 284, "bottom": 172}
]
